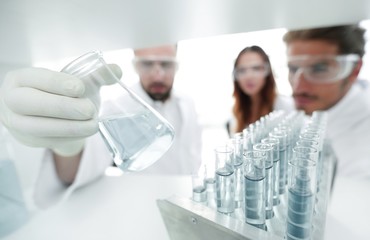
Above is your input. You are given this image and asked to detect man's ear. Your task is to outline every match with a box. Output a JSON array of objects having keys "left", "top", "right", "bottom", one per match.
[{"left": 349, "top": 59, "right": 363, "bottom": 83}]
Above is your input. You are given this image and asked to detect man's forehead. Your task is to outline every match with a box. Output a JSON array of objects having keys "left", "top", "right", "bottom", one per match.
[
  {"left": 287, "top": 55, "right": 338, "bottom": 63},
  {"left": 135, "top": 56, "right": 177, "bottom": 62},
  {"left": 286, "top": 40, "right": 339, "bottom": 56},
  {"left": 134, "top": 45, "right": 177, "bottom": 57}
]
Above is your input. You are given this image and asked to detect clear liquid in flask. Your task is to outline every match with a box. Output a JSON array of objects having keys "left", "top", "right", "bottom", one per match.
[{"left": 98, "top": 110, "right": 174, "bottom": 172}]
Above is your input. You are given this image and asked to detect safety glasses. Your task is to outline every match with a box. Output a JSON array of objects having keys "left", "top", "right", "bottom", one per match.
[
  {"left": 134, "top": 56, "right": 178, "bottom": 75},
  {"left": 287, "top": 54, "right": 360, "bottom": 84},
  {"left": 233, "top": 63, "right": 270, "bottom": 80}
]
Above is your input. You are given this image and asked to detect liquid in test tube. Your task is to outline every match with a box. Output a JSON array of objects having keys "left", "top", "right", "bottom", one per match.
[
  {"left": 269, "top": 130, "right": 288, "bottom": 195},
  {"left": 286, "top": 158, "right": 317, "bottom": 240},
  {"left": 262, "top": 137, "right": 280, "bottom": 206},
  {"left": 192, "top": 167, "right": 207, "bottom": 203},
  {"left": 215, "top": 146, "right": 235, "bottom": 214},
  {"left": 243, "top": 150, "right": 266, "bottom": 230},
  {"left": 254, "top": 143, "right": 274, "bottom": 219}
]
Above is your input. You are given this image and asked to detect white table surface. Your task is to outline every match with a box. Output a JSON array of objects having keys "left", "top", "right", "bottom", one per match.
[
  {"left": 4, "top": 173, "right": 193, "bottom": 240},
  {"left": 4, "top": 173, "right": 370, "bottom": 240}
]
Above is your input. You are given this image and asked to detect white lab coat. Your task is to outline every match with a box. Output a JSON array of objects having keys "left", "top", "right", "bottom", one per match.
[
  {"left": 8, "top": 133, "right": 110, "bottom": 211},
  {"left": 1, "top": 124, "right": 111, "bottom": 237},
  {"left": 326, "top": 80, "right": 370, "bottom": 179}
]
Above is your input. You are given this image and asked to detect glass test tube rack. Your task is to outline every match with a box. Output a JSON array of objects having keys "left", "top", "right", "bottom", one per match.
[
  {"left": 157, "top": 111, "right": 336, "bottom": 240},
  {"left": 157, "top": 146, "right": 335, "bottom": 240}
]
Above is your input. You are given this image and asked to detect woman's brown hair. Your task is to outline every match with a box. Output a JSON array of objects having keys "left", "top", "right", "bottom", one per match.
[{"left": 232, "top": 45, "right": 276, "bottom": 133}]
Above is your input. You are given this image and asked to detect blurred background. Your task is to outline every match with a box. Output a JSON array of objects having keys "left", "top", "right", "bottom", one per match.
[{"left": 31, "top": 20, "right": 370, "bottom": 166}]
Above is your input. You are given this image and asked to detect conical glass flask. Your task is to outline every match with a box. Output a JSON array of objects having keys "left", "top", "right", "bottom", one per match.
[{"left": 61, "top": 51, "right": 175, "bottom": 172}]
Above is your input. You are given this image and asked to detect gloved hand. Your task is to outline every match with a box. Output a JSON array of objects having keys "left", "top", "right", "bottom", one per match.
[{"left": 0, "top": 65, "right": 122, "bottom": 156}]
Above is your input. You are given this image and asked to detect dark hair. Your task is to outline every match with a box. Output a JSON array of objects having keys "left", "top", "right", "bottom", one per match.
[
  {"left": 232, "top": 45, "right": 276, "bottom": 133},
  {"left": 283, "top": 24, "right": 366, "bottom": 57}
]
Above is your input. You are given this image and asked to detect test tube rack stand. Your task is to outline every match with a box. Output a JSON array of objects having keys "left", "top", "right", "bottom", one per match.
[{"left": 157, "top": 145, "right": 336, "bottom": 240}]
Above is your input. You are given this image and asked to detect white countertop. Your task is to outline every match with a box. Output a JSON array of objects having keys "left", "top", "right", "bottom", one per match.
[
  {"left": 5, "top": 173, "right": 193, "bottom": 240},
  {"left": 4, "top": 173, "right": 370, "bottom": 240}
]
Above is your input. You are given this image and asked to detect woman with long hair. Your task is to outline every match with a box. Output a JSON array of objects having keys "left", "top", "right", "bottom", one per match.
[{"left": 228, "top": 45, "right": 293, "bottom": 135}]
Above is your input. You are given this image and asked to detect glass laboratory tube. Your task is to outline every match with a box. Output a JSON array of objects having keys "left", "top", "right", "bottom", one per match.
[
  {"left": 286, "top": 158, "right": 317, "bottom": 240},
  {"left": 300, "top": 127, "right": 325, "bottom": 182},
  {"left": 296, "top": 139, "right": 319, "bottom": 149},
  {"left": 277, "top": 125, "right": 292, "bottom": 184},
  {"left": 248, "top": 123, "right": 257, "bottom": 143},
  {"left": 192, "top": 165, "right": 206, "bottom": 203},
  {"left": 311, "top": 111, "right": 328, "bottom": 127},
  {"left": 269, "top": 130, "right": 288, "bottom": 194},
  {"left": 253, "top": 143, "right": 274, "bottom": 219},
  {"left": 243, "top": 150, "right": 266, "bottom": 230},
  {"left": 293, "top": 145, "right": 322, "bottom": 199},
  {"left": 262, "top": 137, "right": 280, "bottom": 206},
  {"left": 204, "top": 163, "right": 217, "bottom": 209},
  {"left": 292, "top": 146, "right": 318, "bottom": 162},
  {"left": 299, "top": 132, "right": 322, "bottom": 150},
  {"left": 61, "top": 51, "right": 175, "bottom": 172},
  {"left": 292, "top": 146, "right": 319, "bottom": 193},
  {"left": 228, "top": 134, "right": 244, "bottom": 208},
  {"left": 242, "top": 128, "right": 253, "bottom": 152},
  {"left": 214, "top": 145, "right": 235, "bottom": 214},
  {"left": 289, "top": 111, "right": 306, "bottom": 143},
  {"left": 257, "top": 116, "right": 268, "bottom": 139},
  {"left": 299, "top": 132, "right": 322, "bottom": 168}
]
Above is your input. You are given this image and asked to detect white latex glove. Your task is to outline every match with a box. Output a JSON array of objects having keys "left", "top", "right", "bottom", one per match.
[{"left": 0, "top": 65, "right": 122, "bottom": 156}]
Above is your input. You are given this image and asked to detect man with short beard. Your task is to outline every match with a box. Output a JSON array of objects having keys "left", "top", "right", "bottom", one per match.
[
  {"left": 130, "top": 45, "right": 202, "bottom": 174},
  {"left": 283, "top": 24, "right": 370, "bottom": 178}
]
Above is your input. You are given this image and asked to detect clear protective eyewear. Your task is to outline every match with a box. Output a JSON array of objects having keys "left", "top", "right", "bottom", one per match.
[
  {"left": 287, "top": 54, "right": 360, "bottom": 84},
  {"left": 134, "top": 56, "right": 178, "bottom": 75},
  {"left": 233, "top": 63, "right": 269, "bottom": 80}
]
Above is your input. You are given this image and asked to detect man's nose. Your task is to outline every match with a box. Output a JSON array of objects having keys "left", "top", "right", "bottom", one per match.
[
  {"left": 290, "top": 69, "right": 310, "bottom": 92},
  {"left": 150, "top": 63, "right": 166, "bottom": 78}
]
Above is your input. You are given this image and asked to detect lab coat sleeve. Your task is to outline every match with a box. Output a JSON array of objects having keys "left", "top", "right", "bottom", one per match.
[{"left": 33, "top": 133, "right": 112, "bottom": 209}]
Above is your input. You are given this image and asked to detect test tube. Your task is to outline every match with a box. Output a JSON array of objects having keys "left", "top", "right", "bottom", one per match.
[
  {"left": 192, "top": 165, "right": 206, "bottom": 203},
  {"left": 269, "top": 130, "right": 288, "bottom": 194},
  {"left": 204, "top": 163, "right": 217, "bottom": 209},
  {"left": 253, "top": 143, "right": 274, "bottom": 219},
  {"left": 228, "top": 134, "right": 244, "bottom": 209},
  {"left": 215, "top": 145, "right": 235, "bottom": 215},
  {"left": 300, "top": 129, "right": 325, "bottom": 187},
  {"left": 277, "top": 125, "right": 292, "bottom": 185},
  {"left": 296, "top": 139, "right": 319, "bottom": 149},
  {"left": 243, "top": 150, "right": 266, "bottom": 230},
  {"left": 286, "top": 158, "right": 317, "bottom": 240},
  {"left": 242, "top": 128, "right": 253, "bottom": 152},
  {"left": 292, "top": 146, "right": 318, "bottom": 162},
  {"left": 262, "top": 137, "right": 280, "bottom": 206}
]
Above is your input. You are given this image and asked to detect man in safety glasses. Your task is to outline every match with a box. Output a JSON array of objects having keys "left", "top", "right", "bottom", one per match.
[
  {"left": 130, "top": 45, "right": 202, "bottom": 175},
  {"left": 283, "top": 24, "right": 370, "bottom": 178}
]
